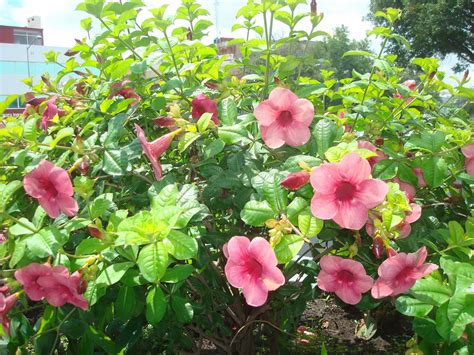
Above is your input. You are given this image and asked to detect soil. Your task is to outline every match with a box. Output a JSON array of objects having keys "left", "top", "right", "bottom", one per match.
[{"left": 292, "top": 297, "right": 413, "bottom": 354}]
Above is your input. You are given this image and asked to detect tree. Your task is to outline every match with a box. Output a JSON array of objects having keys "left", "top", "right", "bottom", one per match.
[{"left": 368, "top": 0, "right": 474, "bottom": 71}]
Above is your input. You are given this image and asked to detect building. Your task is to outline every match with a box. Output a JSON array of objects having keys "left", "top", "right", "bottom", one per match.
[{"left": 0, "top": 17, "right": 67, "bottom": 114}]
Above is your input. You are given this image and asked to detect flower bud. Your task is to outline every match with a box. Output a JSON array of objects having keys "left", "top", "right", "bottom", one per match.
[
  {"left": 372, "top": 237, "right": 384, "bottom": 259},
  {"left": 375, "top": 137, "right": 384, "bottom": 146},
  {"left": 79, "top": 158, "right": 90, "bottom": 175},
  {"left": 87, "top": 225, "right": 103, "bottom": 240},
  {"left": 310, "top": 0, "right": 317, "bottom": 16},
  {"left": 280, "top": 171, "right": 310, "bottom": 190},
  {"left": 428, "top": 71, "right": 436, "bottom": 80},
  {"left": 462, "top": 69, "right": 469, "bottom": 82},
  {"left": 386, "top": 247, "right": 397, "bottom": 258},
  {"left": 154, "top": 116, "right": 176, "bottom": 127},
  {"left": 186, "top": 27, "right": 192, "bottom": 41}
]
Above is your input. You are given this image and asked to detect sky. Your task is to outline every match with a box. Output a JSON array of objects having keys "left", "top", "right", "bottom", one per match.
[{"left": 0, "top": 0, "right": 470, "bottom": 80}]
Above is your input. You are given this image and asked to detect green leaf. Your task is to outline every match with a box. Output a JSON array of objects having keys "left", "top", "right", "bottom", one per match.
[
  {"left": 240, "top": 200, "right": 275, "bottom": 227},
  {"left": 9, "top": 218, "right": 37, "bottom": 236},
  {"left": 76, "top": 238, "right": 107, "bottom": 255},
  {"left": 218, "top": 124, "right": 250, "bottom": 145},
  {"left": 151, "top": 96, "right": 167, "bottom": 111},
  {"left": 10, "top": 241, "right": 26, "bottom": 267},
  {"left": 171, "top": 296, "right": 193, "bottom": 323},
  {"left": 412, "top": 318, "right": 443, "bottom": 343},
  {"left": 50, "top": 127, "right": 74, "bottom": 148},
  {"left": 163, "top": 230, "right": 197, "bottom": 260},
  {"left": 89, "top": 197, "right": 112, "bottom": 219},
  {"left": 396, "top": 295, "right": 433, "bottom": 317},
  {"left": 373, "top": 160, "right": 398, "bottom": 180},
  {"left": 96, "top": 262, "right": 133, "bottom": 286},
  {"left": 219, "top": 97, "right": 237, "bottom": 125},
  {"left": 407, "top": 132, "right": 445, "bottom": 152},
  {"left": 274, "top": 234, "right": 304, "bottom": 264},
  {"left": 203, "top": 139, "right": 225, "bottom": 159},
  {"left": 261, "top": 172, "right": 288, "bottom": 213},
  {"left": 410, "top": 277, "right": 452, "bottom": 306},
  {"left": 178, "top": 132, "right": 200, "bottom": 152},
  {"left": 146, "top": 286, "right": 167, "bottom": 325},
  {"left": 343, "top": 50, "right": 376, "bottom": 58},
  {"left": 115, "top": 286, "right": 136, "bottom": 321},
  {"left": 0, "top": 180, "right": 22, "bottom": 213},
  {"left": 117, "top": 211, "right": 170, "bottom": 245},
  {"left": 137, "top": 242, "right": 169, "bottom": 282},
  {"left": 420, "top": 157, "right": 447, "bottom": 188},
  {"left": 197, "top": 112, "right": 213, "bottom": 133},
  {"left": 298, "top": 213, "right": 324, "bottom": 237},
  {"left": 313, "top": 119, "right": 338, "bottom": 158},
  {"left": 162, "top": 264, "right": 194, "bottom": 283},
  {"left": 27, "top": 228, "right": 62, "bottom": 258},
  {"left": 102, "top": 148, "right": 129, "bottom": 175},
  {"left": 286, "top": 197, "right": 308, "bottom": 225},
  {"left": 151, "top": 184, "right": 178, "bottom": 209}
]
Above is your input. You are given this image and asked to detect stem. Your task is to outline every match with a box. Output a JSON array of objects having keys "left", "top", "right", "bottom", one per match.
[
  {"left": 163, "top": 30, "right": 185, "bottom": 97},
  {"left": 296, "top": 23, "right": 316, "bottom": 81},
  {"left": 262, "top": 10, "right": 274, "bottom": 99},
  {"left": 351, "top": 36, "right": 389, "bottom": 131}
]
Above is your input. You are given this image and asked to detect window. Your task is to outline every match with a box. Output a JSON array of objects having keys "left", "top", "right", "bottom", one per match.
[{"left": 13, "top": 29, "right": 42, "bottom": 45}]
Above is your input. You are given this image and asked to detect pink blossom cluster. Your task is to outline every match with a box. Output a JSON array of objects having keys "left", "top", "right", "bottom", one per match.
[
  {"left": 23, "top": 160, "right": 78, "bottom": 219},
  {"left": 22, "top": 95, "right": 66, "bottom": 133},
  {"left": 223, "top": 236, "right": 285, "bottom": 307},
  {"left": 109, "top": 80, "right": 141, "bottom": 106},
  {"left": 317, "top": 247, "right": 437, "bottom": 304},
  {"left": 15, "top": 263, "right": 88, "bottom": 310}
]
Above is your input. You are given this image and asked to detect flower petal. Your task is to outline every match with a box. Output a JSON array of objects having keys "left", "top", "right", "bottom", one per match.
[
  {"left": 242, "top": 277, "right": 268, "bottom": 307},
  {"left": 311, "top": 193, "right": 339, "bottom": 220},
  {"left": 268, "top": 87, "right": 298, "bottom": 111},
  {"left": 283, "top": 121, "right": 311, "bottom": 147},
  {"left": 254, "top": 101, "right": 279, "bottom": 126},
  {"left": 466, "top": 157, "right": 474, "bottom": 176},
  {"left": 355, "top": 179, "right": 388, "bottom": 209},
  {"left": 371, "top": 278, "right": 395, "bottom": 299},
  {"left": 461, "top": 144, "right": 474, "bottom": 158},
  {"left": 335, "top": 286, "right": 362, "bottom": 305},
  {"left": 317, "top": 270, "right": 339, "bottom": 292},
  {"left": 332, "top": 200, "right": 368, "bottom": 230},
  {"left": 226, "top": 236, "right": 250, "bottom": 262},
  {"left": 338, "top": 153, "right": 371, "bottom": 185},
  {"left": 56, "top": 194, "right": 79, "bottom": 217},
  {"left": 38, "top": 197, "right": 60, "bottom": 219},
  {"left": 310, "top": 163, "right": 340, "bottom": 194},
  {"left": 248, "top": 237, "right": 277, "bottom": 266},
  {"left": 405, "top": 204, "right": 422, "bottom": 224},
  {"left": 289, "top": 98, "right": 314, "bottom": 126},
  {"left": 225, "top": 261, "right": 250, "bottom": 289},
  {"left": 260, "top": 122, "right": 285, "bottom": 149},
  {"left": 49, "top": 167, "right": 74, "bottom": 196},
  {"left": 261, "top": 265, "right": 285, "bottom": 291}
]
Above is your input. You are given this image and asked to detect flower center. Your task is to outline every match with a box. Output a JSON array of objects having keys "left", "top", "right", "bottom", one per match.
[
  {"left": 335, "top": 182, "right": 356, "bottom": 201},
  {"left": 277, "top": 110, "right": 293, "bottom": 126},
  {"left": 244, "top": 258, "right": 263, "bottom": 279},
  {"left": 337, "top": 269, "right": 354, "bottom": 284},
  {"left": 41, "top": 178, "right": 59, "bottom": 198}
]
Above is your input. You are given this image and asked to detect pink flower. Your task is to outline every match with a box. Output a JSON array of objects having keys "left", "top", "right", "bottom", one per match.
[
  {"left": 109, "top": 80, "right": 140, "bottom": 106},
  {"left": 39, "top": 96, "right": 58, "bottom": 133},
  {"left": 358, "top": 140, "right": 387, "bottom": 167},
  {"left": 0, "top": 292, "right": 18, "bottom": 334},
  {"left": 310, "top": 153, "right": 388, "bottom": 230},
  {"left": 254, "top": 88, "right": 314, "bottom": 149},
  {"left": 413, "top": 168, "right": 426, "bottom": 187},
  {"left": 392, "top": 177, "right": 416, "bottom": 202},
  {"left": 191, "top": 94, "right": 219, "bottom": 124},
  {"left": 23, "top": 160, "right": 78, "bottom": 218},
  {"left": 461, "top": 144, "right": 474, "bottom": 176},
  {"left": 393, "top": 92, "right": 403, "bottom": 99},
  {"left": 281, "top": 171, "right": 310, "bottom": 190},
  {"left": 397, "top": 203, "right": 422, "bottom": 239},
  {"left": 154, "top": 116, "right": 177, "bottom": 128},
  {"left": 15, "top": 263, "right": 88, "bottom": 310},
  {"left": 224, "top": 236, "right": 285, "bottom": 307},
  {"left": 338, "top": 112, "right": 345, "bottom": 119},
  {"left": 135, "top": 124, "right": 179, "bottom": 181},
  {"left": 371, "top": 246, "right": 438, "bottom": 299},
  {"left": 317, "top": 256, "right": 374, "bottom": 305},
  {"left": 403, "top": 80, "right": 417, "bottom": 91}
]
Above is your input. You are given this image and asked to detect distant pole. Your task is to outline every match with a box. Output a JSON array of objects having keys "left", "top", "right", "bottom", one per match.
[
  {"left": 214, "top": 0, "right": 219, "bottom": 43},
  {"left": 26, "top": 35, "right": 42, "bottom": 77}
]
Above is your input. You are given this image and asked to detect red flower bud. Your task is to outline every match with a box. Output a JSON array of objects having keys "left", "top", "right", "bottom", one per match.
[
  {"left": 463, "top": 69, "right": 469, "bottom": 82},
  {"left": 310, "top": 0, "right": 317, "bottom": 16},
  {"left": 453, "top": 181, "right": 463, "bottom": 189},
  {"left": 386, "top": 248, "right": 397, "bottom": 258},
  {"left": 298, "top": 338, "right": 311, "bottom": 346},
  {"left": 204, "top": 82, "right": 219, "bottom": 90},
  {"left": 297, "top": 325, "right": 306, "bottom": 334},
  {"left": 281, "top": 171, "right": 310, "bottom": 190},
  {"left": 186, "top": 27, "right": 192, "bottom": 41},
  {"left": 428, "top": 71, "right": 436, "bottom": 80},
  {"left": 372, "top": 237, "right": 384, "bottom": 259},
  {"left": 406, "top": 151, "right": 414, "bottom": 158},
  {"left": 154, "top": 116, "right": 176, "bottom": 127},
  {"left": 87, "top": 225, "right": 103, "bottom": 239},
  {"left": 375, "top": 137, "right": 384, "bottom": 146},
  {"left": 79, "top": 159, "right": 90, "bottom": 175}
]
